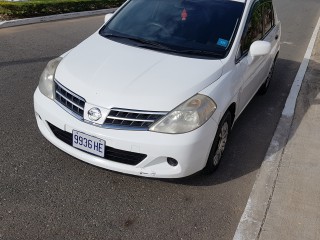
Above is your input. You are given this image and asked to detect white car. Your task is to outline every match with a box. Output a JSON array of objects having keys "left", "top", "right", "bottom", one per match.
[{"left": 34, "top": 0, "right": 281, "bottom": 178}]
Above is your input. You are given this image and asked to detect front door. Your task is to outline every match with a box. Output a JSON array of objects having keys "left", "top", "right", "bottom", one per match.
[{"left": 236, "top": 1, "right": 278, "bottom": 113}]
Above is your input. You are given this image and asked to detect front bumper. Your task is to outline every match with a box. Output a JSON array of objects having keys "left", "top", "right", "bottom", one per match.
[{"left": 34, "top": 88, "right": 218, "bottom": 178}]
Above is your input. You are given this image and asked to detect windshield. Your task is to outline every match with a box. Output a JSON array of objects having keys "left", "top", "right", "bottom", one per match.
[{"left": 99, "top": 0, "right": 245, "bottom": 58}]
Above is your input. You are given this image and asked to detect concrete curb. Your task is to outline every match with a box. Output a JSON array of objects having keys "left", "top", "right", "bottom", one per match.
[
  {"left": 0, "top": 8, "right": 117, "bottom": 29},
  {"left": 233, "top": 16, "right": 320, "bottom": 240}
]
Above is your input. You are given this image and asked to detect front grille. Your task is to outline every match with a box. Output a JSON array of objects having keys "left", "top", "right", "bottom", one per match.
[
  {"left": 48, "top": 122, "right": 147, "bottom": 165},
  {"left": 54, "top": 81, "right": 85, "bottom": 119},
  {"left": 104, "top": 109, "right": 167, "bottom": 130}
]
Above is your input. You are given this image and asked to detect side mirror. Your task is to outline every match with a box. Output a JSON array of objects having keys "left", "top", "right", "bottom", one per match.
[
  {"left": 247, "top": 40, "right": 271, "bottom": 65},
  {"left": 104, "top": 13, "right": 113, "bottom": 23},
  {"left": 249, "top": 40, "right": 271, "bottom": 57}
]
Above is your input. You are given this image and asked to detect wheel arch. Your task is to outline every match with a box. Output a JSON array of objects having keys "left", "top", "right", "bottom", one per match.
[{"left": 224, "top": 102, "right": 236, "bottom": 127}]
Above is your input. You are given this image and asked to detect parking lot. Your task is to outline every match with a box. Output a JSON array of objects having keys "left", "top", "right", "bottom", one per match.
[{"left": 1, "top": 0, "right": 320, "bottom": 239}]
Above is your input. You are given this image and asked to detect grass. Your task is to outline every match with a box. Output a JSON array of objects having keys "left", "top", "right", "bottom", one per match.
[{"left": 0, "top": 0, "right": 125, "bottom": 20}]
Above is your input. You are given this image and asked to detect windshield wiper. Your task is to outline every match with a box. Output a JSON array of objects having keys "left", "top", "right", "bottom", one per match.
[
  {"left": 176, "top": 49, "right": 223, "bottom": 58},
  {"left": 103, "top": 34, "right": 172, "bottom": 51},
  {"left": 103, "top": 34, "right": 222, "bottom": 58}
]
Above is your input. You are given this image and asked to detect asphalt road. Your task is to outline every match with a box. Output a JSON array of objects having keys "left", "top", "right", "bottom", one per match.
[{"left": 1, "top": 1, "right": 319, "bottom": 239}]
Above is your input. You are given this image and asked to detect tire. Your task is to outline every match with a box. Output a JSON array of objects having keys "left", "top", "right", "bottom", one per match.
[
  {"left": 203, "top": 111, "right": 232, "bottom": 174},
  {"left": 258, "top": 58, "right": 277, "bottom": 95}
]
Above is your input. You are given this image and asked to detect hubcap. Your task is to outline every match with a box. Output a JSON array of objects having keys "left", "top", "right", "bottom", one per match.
[{"left": 213, "top": 122, "right": 229, "bottom": 166}]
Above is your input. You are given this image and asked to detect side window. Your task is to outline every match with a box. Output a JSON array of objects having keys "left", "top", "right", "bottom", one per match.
[
  {"left": 239, "top": 3, "right": 263, "bottom": 57},
  {"left": 262, "top": 2, "right": 275, "bottom": 35}
]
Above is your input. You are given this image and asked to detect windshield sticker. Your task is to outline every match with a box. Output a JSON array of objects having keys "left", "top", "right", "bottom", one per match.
[
  {"left": 217, "top": 38, "right": 229, "bottom": 48},
  {"left": 181, "top": 8, "right": 188, "bottom": 21}
]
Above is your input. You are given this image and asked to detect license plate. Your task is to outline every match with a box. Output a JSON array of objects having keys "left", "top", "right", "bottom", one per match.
[{"left": 72, "top": 130, "right": 105, "bottom": 157}]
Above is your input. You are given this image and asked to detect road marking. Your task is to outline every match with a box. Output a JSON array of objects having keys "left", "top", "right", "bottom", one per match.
[
  {"left": 233, "top": 15, "right": 320, "bottom": 240},
  {"left": 283, "top": 17, "right": 320, "bottom": 117},
  {"left": 281, "top": 41, "right": 294, "bottom": 45},
  {"left": 0, "top": 8, "right": 117, "bottom": 29}
]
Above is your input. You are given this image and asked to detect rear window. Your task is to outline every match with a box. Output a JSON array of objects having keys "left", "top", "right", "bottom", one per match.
[{"left": 100, "top": 0, "right": 245, "bottom": 58}]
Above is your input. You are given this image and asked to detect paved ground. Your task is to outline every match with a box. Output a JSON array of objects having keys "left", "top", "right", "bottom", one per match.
[
  {"left": 258, "top": 28, "right": 320, "bottom": 240},
  {"left": 0, "top": 0, "right": 319, "bottom": 239},
  {"left": 234, "top": 16, "right": 320, "bottom": 240}
]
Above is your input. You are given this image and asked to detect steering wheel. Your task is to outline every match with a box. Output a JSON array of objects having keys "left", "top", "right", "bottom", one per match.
[{"left": 146, "top": 22, "right": 170, "bottom": 36}]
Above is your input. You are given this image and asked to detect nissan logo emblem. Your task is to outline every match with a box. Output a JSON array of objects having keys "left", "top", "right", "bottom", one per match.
[{"left": 88, "top": 108, "right": 102, "bottom": 121}]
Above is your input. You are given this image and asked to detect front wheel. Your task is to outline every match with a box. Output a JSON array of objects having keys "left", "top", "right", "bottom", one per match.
[{"left": 203, "top": 111, "right": 232, "bottom": 174}]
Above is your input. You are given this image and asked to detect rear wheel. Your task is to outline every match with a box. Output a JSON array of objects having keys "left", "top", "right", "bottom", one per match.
[
  {"left": 203, "top": 111, "right": 232, "bottom": 174},
  {"left": 258, "top": 57, "right": 277, "bottom": 95}
]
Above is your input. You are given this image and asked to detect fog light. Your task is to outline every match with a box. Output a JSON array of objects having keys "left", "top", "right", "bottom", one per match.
[{"left": 167, "top": 157, "right": 178, "bottom": 167}]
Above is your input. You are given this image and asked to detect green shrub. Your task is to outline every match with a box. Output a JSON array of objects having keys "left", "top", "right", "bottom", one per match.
[{"left": 0, "top": 0, "right": 125, "bottom": 19}]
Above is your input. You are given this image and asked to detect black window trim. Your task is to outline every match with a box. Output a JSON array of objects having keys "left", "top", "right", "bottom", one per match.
[
  {"left": 235, "top": 0, "right": 276, "bottom": 64},
  {"left": 261, "top": 1, "right": 275, "bottom": 36}
]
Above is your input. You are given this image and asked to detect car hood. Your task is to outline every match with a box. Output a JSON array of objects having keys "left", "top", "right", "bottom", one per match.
[{"left": 55, "top": 33, "right": 223, "bottom": 111}]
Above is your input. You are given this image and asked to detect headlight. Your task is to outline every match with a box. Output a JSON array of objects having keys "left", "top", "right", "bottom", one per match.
[
  {"left": 38, "top": 57, "right": 62, "bottom": 99},
  {"left": 149, "top": 94, "right": 217, "bottom": 134}
]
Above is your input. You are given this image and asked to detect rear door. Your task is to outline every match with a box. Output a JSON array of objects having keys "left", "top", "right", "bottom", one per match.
[{"left": 260, "top": 0, "right": 279, "bottom": 79}]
